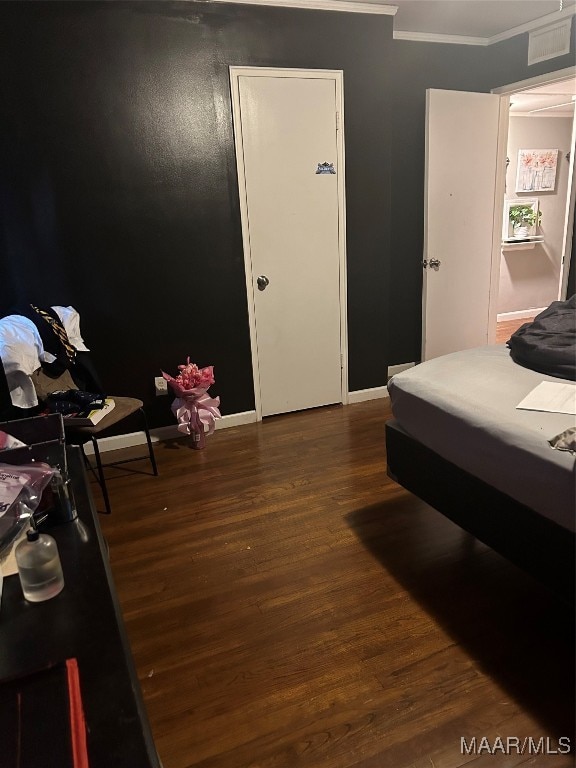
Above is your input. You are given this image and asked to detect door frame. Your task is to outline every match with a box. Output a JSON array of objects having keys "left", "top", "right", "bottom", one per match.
[
  {"left": 491, "top": 66, "right": 576, "bottom": 324},
  {"left": 230, "top": 66, "right": 349, "bottom": 421}
]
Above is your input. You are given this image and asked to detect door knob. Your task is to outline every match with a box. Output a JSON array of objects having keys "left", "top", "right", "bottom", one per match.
[
  {"left": 428, "top": 258, "right": 441, "bottom": 269},
  {"left": 257, "top": 275, "right": 270, "bottom": 291}
]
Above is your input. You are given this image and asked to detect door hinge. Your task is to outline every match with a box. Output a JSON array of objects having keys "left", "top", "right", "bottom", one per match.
[
  {"left": 340, "top": 354, "right": 344, "bottom": 369},
  {"left": 336, "top": 111, "right": 340, "bottom": 132}
]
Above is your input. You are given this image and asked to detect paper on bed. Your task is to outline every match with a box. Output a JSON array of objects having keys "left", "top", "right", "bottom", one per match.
[{"left": 516, "top": 381, "right": 576, "bottom": 415}]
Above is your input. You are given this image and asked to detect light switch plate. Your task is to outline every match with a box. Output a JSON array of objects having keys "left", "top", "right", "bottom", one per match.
[{"left": 154, "top": 376, "right": 168, "bottom": 396}]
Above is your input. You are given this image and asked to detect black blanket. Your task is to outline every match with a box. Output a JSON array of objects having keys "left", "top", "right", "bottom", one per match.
[{"left": 507, "top": 295, "right": 576, "bottom": 381}]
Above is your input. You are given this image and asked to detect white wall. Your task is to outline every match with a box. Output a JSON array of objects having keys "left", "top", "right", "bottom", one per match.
[{"left": 498, "top": 115, "right": 572, "bottom": 314}]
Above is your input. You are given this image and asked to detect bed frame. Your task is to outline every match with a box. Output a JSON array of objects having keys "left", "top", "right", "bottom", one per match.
[{"left": 385, "top": 419, "right": 575, "bottom": 604}]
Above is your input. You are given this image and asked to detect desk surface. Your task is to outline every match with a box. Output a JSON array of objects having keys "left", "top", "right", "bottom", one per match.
[{"left": 0, "top": 448, "right": 161, "bottom": 768}]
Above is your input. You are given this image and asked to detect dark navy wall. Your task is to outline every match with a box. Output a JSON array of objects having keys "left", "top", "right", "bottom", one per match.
[{"left": 0, "top": 1, "right": 393, "bottom": 424}]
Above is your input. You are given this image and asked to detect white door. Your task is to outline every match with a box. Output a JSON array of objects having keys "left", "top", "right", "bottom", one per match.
[
  {"left": 232, "top": 69, "right": 346, "bottom": 418},
  {"left": 423, "top": 89, "right": 503, "bottom": 360}
]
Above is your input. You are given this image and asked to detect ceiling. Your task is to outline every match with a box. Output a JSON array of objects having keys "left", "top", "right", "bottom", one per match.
[
  {"left": 217, "top": 1, "right": 576, "bottom": 42},
  {"left": 345, "top": 1, "right": 576, "bottom": 114},
  {"left": 355, "top": 0, "right": 576, "bottom": 39},
  {"left": 509, "top": 76, "right": 576, "bottom": 115}
]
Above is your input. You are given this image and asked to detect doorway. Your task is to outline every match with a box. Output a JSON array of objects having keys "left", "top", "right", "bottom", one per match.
[
  {"left": 421, "top": 68, "right": 575, "bottom": 361},
  {"left": 493, "top": 69, "right": 576, "bottom": 340},
  {"left": 230, "top": 67, "right": 348, "bottom": 420}
]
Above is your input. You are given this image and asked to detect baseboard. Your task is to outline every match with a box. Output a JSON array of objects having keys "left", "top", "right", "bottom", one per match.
[
  {"left": 346, "top": 364, "right": 416, "bottom": 404},
  {"left": 387, "top": 362, "right": 416, "bottom": 380},
  {"left": 83, "top": 410, "right": 258, "bottom": 454},
  {"left": 497, "top": 307, "right": 545, "bottom": 321},
  {"left": 347, "top": 386, "right": 389, "bottom": 404},
  {"left": 84, "top": 385, "right": 399, "bottom": 454}
]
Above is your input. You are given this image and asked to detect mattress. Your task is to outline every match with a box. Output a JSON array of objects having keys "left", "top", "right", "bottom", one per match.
[{"left": 388, "top": 345, "right": 576, "bottom": 532}]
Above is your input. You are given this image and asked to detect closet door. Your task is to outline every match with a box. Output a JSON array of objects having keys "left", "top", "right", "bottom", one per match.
[{"left": 232, "top": 68, "right": 347, "bottom": 417}]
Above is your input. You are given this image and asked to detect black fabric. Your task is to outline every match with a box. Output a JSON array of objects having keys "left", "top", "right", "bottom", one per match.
[
  {"left": 0, "top": 358, "right": 14, "bottom": 420},
  {"left": 46, "top": 389, "right": 104, "bottom": 408},
  {"left": 69, "top": 351, "right": 104, "bottom": 394},
  {"left": 507, "top": 295, "right": 576, "bottom": 381},
  {"left": 45, "top": 390, "right": 105, "bottom": 418}
]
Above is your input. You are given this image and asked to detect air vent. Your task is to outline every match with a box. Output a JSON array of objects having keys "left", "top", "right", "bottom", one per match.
[{"left": 528, "top": 18, "right": 572, "bottom": 65}]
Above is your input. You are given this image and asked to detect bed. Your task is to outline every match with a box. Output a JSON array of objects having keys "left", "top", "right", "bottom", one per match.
[{"left": 385, "top": 344, "right": 575, "bottom": 603}]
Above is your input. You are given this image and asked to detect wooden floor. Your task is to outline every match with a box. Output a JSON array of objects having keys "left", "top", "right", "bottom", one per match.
[
  {"left": 495, "top": 315, "right": 538, "bottom": 345},
  {"left": 98, "top": 400, "right": 574, "bottom": 768}
]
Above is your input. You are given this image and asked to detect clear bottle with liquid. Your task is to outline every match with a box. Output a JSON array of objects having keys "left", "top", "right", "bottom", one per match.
[{"left": 15, "top": 529, "right": 65, "bottom": 602}]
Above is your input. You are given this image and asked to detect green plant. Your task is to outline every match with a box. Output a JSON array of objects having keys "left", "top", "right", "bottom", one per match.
[{"left": 509, "top": 204, "right": 542, "bottom": 229}]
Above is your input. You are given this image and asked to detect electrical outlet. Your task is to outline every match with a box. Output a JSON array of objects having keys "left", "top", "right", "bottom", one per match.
[{"left": 154, "top": 376, "right": 168, "bottom": 396}]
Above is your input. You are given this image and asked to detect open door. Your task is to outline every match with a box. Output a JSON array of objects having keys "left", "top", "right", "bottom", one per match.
[
  {"left": 559, "top": 106, "right": 576, "bottom": 300},
  {"left": 423, "top": 89, "right": 504, "bottom": 360}
]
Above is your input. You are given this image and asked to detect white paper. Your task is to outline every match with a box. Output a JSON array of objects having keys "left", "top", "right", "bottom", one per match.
[{"left": 516, "top": 382, "right": 576, "bottom": 415}]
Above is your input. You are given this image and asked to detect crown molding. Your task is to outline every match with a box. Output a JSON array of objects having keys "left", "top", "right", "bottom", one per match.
[
  {"left": 488, "top": 6, "right": 575, "bottom": 45},
  {"left": 393, "top": 30, "right": 488, "bottom": 46},
  {"left": 210, "top": 0, "right": 397, "bottom": 14},
  {"left": 210, "top": 1, "right": 573, "bottom": 45},
  {"left": 492, "top": 66, "right": 576, "bottom": 95},
  {"left": 511, "top": 111, "right": 574, "bottom": 118},
  {"left": 394, "top": 5, "right": 575, "bottom": 47}
]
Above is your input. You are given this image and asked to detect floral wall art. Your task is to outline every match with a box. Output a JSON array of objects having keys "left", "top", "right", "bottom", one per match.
[{"left": 515, "top": 148, "right": 558, "bottom": 192}]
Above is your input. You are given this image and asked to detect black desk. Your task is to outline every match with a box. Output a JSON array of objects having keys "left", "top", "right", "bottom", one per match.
[{"left": 0, "top": 448, "right": 161, "bottom": 767}]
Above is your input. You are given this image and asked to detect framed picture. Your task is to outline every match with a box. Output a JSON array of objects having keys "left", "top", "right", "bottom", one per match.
[
  {"left": 515, "top": 149, "right": 558, "bottom": 192},
  {"left": 503, "top": 198, "right": 539, "bottom": 240}
]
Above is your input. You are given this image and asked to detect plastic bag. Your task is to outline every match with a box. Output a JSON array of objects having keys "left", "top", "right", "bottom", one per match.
[{"left": 0, "top": 462, "right": 56, "bottom": 557}]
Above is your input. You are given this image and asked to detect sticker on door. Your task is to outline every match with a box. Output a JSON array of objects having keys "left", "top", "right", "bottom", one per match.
[{"left": 316, "top": 162, "right": 336, "bottom": 174}]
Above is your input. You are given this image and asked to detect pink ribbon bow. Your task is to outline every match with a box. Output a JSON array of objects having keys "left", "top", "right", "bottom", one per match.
[{"left": 171, "top": 389, "right": 221, "bottom": 446}]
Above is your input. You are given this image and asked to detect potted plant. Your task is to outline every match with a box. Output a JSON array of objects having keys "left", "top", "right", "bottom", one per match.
[{"left": 509, "top": 204, "right": 541, "bottom": 239}]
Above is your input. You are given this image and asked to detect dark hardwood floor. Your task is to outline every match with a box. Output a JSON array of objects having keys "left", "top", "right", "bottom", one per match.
[{"left": 97, "top": 399, "right": 574, "bottom": 768}]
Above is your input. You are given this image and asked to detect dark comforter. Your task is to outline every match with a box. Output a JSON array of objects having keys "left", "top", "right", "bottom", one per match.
[{"left": 507, "top": 295, "right": 576, "bottom": 381}]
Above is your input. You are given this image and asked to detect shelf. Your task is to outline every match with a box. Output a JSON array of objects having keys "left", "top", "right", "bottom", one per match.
[{"left": 502, "top": 237, "right": 544, "bottom": 251}]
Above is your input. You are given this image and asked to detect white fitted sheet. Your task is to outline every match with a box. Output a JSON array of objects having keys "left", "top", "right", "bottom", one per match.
[{"left": 388, "top": 345, "right": 575, "bottom": 532}]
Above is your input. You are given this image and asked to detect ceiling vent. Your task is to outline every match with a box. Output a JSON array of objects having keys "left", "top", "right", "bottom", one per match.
[{"left": 528, "top": 17, "right": 572, "bottom": 65}]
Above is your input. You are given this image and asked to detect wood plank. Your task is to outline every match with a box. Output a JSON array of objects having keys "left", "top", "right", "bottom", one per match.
[
  {"left": 496, "top": 315, "right": 538, "bottom": 345},
  {"left": 97, "top": 399, "right": 574, "bottom": 768}
]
